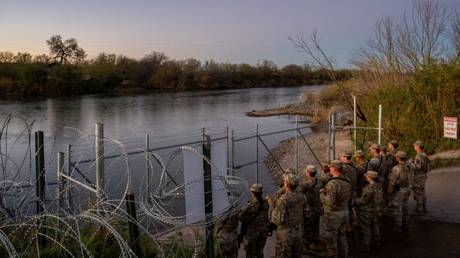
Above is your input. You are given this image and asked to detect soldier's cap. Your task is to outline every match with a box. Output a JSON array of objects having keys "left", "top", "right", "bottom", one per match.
[
  {"left": 389, "top": 140, "right": 398, "bottom": 146},
  {"left": 396, "top": 151, "right": 407, "bottom": 159},
  {"left": 353, "top": 150, "right": 364, "bottom": 157},
  {"left": 413, "top": 140, "right": 424, "bottom": 147},
  {"left": 369, "top": 143, "right": 380, "bottom": 150},
  {"left": 306, "top": 165, "right": 317, "bottom": 173},
  {"left": 364, "top": 171, "right": 379, "bottom": 179},
  {"left": 250, "top": 183, "right": 263, "bottom": 193},
  {"left": 340, "top": 151, "right": 353, "bottom": 158},
  {"left": 329, "top": 160, "right": 343, "bottom": 170},
  {"left": 284, "top": 173, "right": 299, "bottom": 187}
]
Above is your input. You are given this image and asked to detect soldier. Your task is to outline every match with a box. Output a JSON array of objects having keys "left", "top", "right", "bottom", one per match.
[
  {"left": 353, "top": 171, "right": 381, "bottom": 251},
  {"left": 368, "top": 144, "right": 382, "bottom": 176},
  {"left": 387, "top": 151, "right": 414, "bottom": 232},
  {"left": 407, "top": 140, "right": 429, "bottom": 213},
  {"left": 272, "top": 173, "right": 310, "bottom": 258},
  {"left": 368, "top": 144, "right": 385, "bottom": 214},
  {"left": 340, "top": 152, "right": 358, "bottom": 196},
  {"left": 387, "top": 140, "right": 399, "bottom": 166},
  {"left": 319, "top": 160, "right": 352, "bottom": 258},
  {"left": 239, "top": 183, "right": 270, "bottom": 258},
  {"left": 379, "top": 146, "right": 393, "bottom": 178},
  {"left": 353, "top": 150, "right": 367, "bottom": 195},
  {"left": 216, "top": 206, "right": 239, "bottom": 258},
  {"left": 380, "top": 146, "right": 394, "bottom": 204},
  {"left": 300, "top": 165, "right": 323, "bottom": 251}
]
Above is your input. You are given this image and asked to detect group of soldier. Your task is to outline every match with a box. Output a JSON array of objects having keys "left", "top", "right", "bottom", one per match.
[{"left": 216, "top": 140, "right": 430, "bottom": 258}]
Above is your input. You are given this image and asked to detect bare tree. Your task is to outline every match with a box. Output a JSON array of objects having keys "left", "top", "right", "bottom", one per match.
[
  {"left": 33, "top": 54, "right": 51, "bottom": 64},
  {"left": 396, "top": 0, "right": 449, "bottom": 70},
  {"left": 289, "top": 30, "right": 368, "bottom": 122},
  {"left": 451, "top": 10, "right": 460, "bottom": 63},
  {"left": 46, "top": 35, "right": 86, "bottom": 65},
  {"left": 0, "top": 52, "right": 14, "bottom": 63}
]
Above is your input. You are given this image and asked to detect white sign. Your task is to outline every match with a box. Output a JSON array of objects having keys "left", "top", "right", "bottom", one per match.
[{"left": 444, "top": 117, "right": 457, "bottom": 139}]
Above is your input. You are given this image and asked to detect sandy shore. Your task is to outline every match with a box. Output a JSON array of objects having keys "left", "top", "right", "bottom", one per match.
[{"left": 246, "top": 102, "right": 314, "bottom": 117}]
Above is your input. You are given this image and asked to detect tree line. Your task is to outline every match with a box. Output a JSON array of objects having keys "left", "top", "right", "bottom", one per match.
[{"left": 0, "top": 36, "right": 351, "bottom": 98}]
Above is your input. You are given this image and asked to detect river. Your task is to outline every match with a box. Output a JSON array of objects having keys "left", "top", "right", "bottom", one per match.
[{"left": 0, "top": 85, "right": 323, "bottom": 215}]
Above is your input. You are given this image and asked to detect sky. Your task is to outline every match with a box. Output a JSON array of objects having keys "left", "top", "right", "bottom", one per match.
[{"left": 1, "top": 0, "right": 459, "bottom": 67}]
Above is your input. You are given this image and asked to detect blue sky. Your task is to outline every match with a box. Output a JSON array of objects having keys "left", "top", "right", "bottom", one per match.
[{"left": 1, "top": 0, "right": 459, "bottom": 66}]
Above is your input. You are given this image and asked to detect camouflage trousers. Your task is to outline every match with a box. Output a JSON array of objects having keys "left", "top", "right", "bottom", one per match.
[
  {"left": 413, "top": 174, "right": 427, "bottom": 212},
  {"left": 245, "top": 232, "right": 267, "bottom": 258},
  {"left": 275, "top": 226, "right": 303, "bottom": 258},
  {"left": 389, "top": 187, "right": 411, "bottom": 227},
  {"left": 353, "top": 209, "right": 380, "bottom": 248},
  {"left": 304, "top": 213, "right": 321, "bottom": 246},
  {"left": 217, "top": 230, "right": 239, "bottom": 258},
  {"left": 320, "top": 210, "right": 349, "bottom": 258}
]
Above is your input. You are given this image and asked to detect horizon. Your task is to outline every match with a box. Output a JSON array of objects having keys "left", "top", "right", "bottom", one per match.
[{"left": 1, "top": 0, "right": 459, "bottom": 67}]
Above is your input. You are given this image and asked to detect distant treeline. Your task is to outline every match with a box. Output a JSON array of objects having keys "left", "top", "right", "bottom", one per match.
[{"left": 0, "top": 45, "right": 351, "bottom": 98}]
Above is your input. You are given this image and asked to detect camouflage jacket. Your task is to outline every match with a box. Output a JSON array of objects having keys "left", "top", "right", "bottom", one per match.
[
  {"left": 271, "top": 191, "right": 309, "bottom": 230},
  {"left": 368, "top": 156, "right": 383, "bottom": 176},
  {"left": 381, "top": 153, "right": 394, "bottom": 178},
  {"left": 353, "top": 161, "right": 367, "bottom": 194},
  {"left": 342, "top": 163, "right": 358, "bottom": 193},
  {"left": 354, "top": 183, "right": 378, "bottom": 214},
  {"left": 388, "top": 162, "right": 414, "bottom": 194},
  {"left": 239, "top": 197, "right": 270, "bottom": 236},
  {"left": 389, "top": 149, "right": 398, "bottom": 167},
  {"left": 408, "top": 152, "right": 429, "bottom": 175},
  {"left": 320, "top": 175, "right": 352, "bottom": 213},
  {"left": 300, "top": 177, "right": 323, "bottom": 214}
]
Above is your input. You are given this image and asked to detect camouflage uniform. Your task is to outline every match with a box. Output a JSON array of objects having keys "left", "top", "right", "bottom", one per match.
[
  {"left": 408, "top": 151, "right": 429, "bottom": 213},
  {"left": 353, "top": 172, "right": 381, "bottom": 249},
  {"left": 320, "top": 174, "right": 351, "bottom": 258},
  {"left": 300, "top": 175, "right": 323, "bottom": 246},
  {"left": 353, "top": 150, "right": 368, "bottom": 195},
  {"left": 272, "top": 175, "right": 310, "bottom": 258},
  {"left": 388, "top": 156, "right": 414, "bottom": 228},
  {"left": 216, "top": 212, "right": 239, "bottom": 258},
  {"left": 342, "top": 162, "right": 358, "bottom": 195},
  {"left": 239, "top": 185, "right": 270, "bottom": 258},
  {"left": 368, "top": 155, "right": 385, "bottom": 214}
]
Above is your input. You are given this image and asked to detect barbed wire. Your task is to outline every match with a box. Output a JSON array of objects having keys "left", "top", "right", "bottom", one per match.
[{"left": 0, "top": 113, "right": 250, "bottom": 257}]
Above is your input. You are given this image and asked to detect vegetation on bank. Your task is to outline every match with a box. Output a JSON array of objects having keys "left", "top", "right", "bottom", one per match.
[
  {"left": 291, "top": 0, "right": 460, "bottom": 156},
  {"left": 0, "top": 36, "right": 351, "bottom": 98}
]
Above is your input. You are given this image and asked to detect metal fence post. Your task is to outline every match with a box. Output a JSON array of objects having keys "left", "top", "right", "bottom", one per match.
[
  {"left": 295, "top": 116, "right": 299, "bottom": 173},
  {"left": 125, "top": 193, "right": 141, "bottom": 256},
  {"left": 231, "top": 129, "right": 235, "bottom": 176},
  {"left": 378, "top": 104, "right": 382, "bottom": 145},
  {"left": 66, "top": 144, "right": 73, "bottom": 213},
  {"left": 34, "top": 131, "right": 46, "bottom": 247},
  {"left": 35, "top": 131, "right": 45, "bottom": 214},
  {"left": 256, "top": 124, "right": 259, "bottom": 183},
  {"left": 202, "top": 134, "right": 214, "bottom": 258},
  {"left": 353, "top": 96, "right": 357, "bottom": 151},
  {"left": 145, "top": 134, "right": 151, "bottom": 201},
  {"left": 331, "top": 113, "right": 336, "bottom": 160},
  {"left": 95, "top": 122, "right": 105, "bottom": 200},
  {"left": 57, "top": 152, "right": 65, "bottom": 213}
]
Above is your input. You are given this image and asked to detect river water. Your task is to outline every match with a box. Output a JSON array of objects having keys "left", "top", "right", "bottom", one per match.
[
  {"left": 0, "top": 85, "right": 321, "bottom": 138},
  {"left": 0, "top": 85, "right": 322, "bottom": 214}
]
